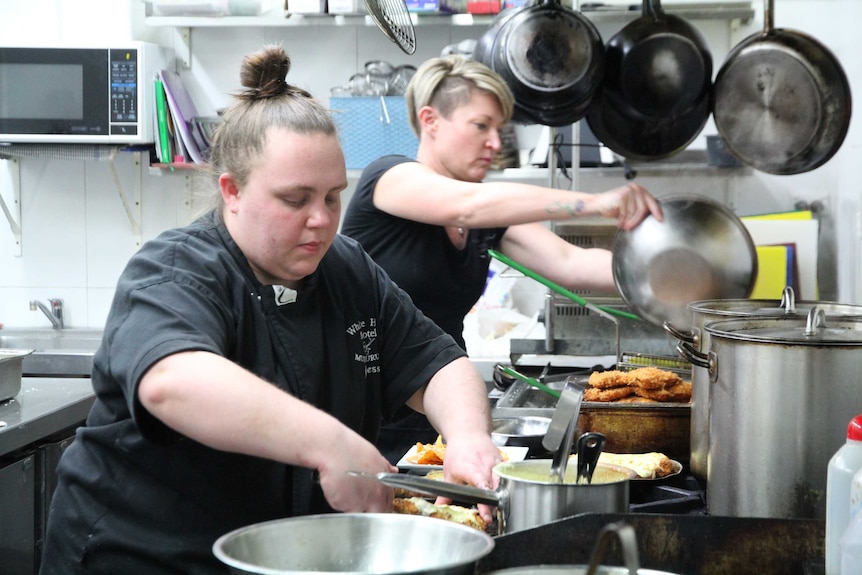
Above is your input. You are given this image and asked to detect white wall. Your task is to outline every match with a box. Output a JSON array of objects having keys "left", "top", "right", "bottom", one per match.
[{"left": 0, "top": 0, "right": 860, "bottom": 330}]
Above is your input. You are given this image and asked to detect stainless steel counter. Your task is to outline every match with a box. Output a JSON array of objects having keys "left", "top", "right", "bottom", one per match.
[{"left": 0, "top": 378, "right": 94, "bottom": 457}]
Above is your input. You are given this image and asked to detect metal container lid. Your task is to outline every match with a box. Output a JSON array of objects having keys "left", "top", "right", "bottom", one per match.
[
  {"left": 688, "top": 287, "right": 862, "bottom": 320},
  {"left": 704, "top": 307, "right": 862, "bottom": 346}
]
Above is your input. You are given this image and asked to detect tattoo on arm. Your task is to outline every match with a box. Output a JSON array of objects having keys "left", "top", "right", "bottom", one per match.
[{"left": 546, "top": 199, "right": 586, "bottom": 216}]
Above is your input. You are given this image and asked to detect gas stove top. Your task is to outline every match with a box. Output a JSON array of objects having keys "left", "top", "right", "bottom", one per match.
[
  {"left": 478, "top": 512, "right": 825, "bottom": 575},
  {"left": 629, "top": 472, "right": 706, "bottom": 515}
]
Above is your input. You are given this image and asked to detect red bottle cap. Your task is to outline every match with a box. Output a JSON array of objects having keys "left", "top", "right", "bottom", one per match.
[{"left": 849, "top": 415, "right": 862, "bottom": 441}]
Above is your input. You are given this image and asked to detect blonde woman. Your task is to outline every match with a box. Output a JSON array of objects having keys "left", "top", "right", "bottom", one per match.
[{"left": 342, "top": 55, "right": 663, "bottom": 462}]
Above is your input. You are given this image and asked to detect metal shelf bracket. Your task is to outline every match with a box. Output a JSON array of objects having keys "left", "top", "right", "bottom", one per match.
[
  {"left": 174, "top": 26, "right": 191, "bottom": 69},
  {"left": 0, "top": 157, "right": 22, "bottom": 256},
  {"left": 108, "top": 150, "right": 142, "bottom": 246}
]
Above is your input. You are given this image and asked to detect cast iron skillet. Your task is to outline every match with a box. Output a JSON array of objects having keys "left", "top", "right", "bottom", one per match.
[
  {"left": 475, "top": 0, "right": 605, "bottom": 126},
  {"left": 585, "top": 83, "right": 710, "bottom": 161},
  {"left": 603, "top": 0, "right": 712, "bottom": 119},
  {"left": 713, "top": 0, "right": 851, "bottom": 175},
  {"left": 585, "top": 0, "right": 712, "bottom": 160}
]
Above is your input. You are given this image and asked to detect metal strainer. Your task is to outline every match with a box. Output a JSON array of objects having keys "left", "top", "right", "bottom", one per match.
[{"left": 362, "top": 0, "right": 416, "bottom": 55}]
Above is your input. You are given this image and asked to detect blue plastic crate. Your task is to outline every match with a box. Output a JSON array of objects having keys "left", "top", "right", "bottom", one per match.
[{"left": 330, "top": 96, "right": 418, "bottom": 170}]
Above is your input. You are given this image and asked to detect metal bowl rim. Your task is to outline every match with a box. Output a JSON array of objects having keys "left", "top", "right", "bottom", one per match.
[{"left": 213, "top": 512, "right": 495, "bottom": 575}]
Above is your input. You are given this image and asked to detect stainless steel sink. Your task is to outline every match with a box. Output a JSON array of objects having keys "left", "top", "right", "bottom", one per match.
[{"left": 0, "top": 328, "right": 102, "bottom": 377}]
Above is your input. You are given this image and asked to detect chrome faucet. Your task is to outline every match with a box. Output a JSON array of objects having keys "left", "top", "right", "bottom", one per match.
[{"left": 30, "top": 298, "right": 64, "bottom": 329}]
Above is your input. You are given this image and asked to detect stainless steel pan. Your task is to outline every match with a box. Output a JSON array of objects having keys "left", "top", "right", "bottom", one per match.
[
  {"left": 712, "top": 0, "right": 851, "bottom": 174},
  {"left": 367, "top": 459, "right": 632, "bottom": 534}
]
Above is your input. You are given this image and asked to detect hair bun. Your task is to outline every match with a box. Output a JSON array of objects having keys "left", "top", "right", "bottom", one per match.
[{"left": 239, "top": 45, "right": 292, "bottom": 99}]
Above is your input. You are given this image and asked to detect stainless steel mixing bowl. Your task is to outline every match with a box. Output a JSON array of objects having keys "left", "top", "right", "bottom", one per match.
[
  {"left": 213, "top": 513, "right": 494, "bottom": 575},
  {"left": 611, "top": 196, "right": 757, "bottom": 330}
]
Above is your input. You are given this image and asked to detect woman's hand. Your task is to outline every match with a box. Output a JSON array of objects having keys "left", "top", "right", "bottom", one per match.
[
  {"left": 440, "top": 431, "right": 503, "bottom": 523},
  {"left": 316, "top": 428, "right": 398, "bottom": 513},
  {"left": 596, "top": 183, "right": 664, "bottom": 230}
]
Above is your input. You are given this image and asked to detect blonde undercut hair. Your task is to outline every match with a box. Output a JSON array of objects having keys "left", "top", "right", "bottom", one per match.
[{"left": 405, "top": 55, "right": 514, "bottom": 136}]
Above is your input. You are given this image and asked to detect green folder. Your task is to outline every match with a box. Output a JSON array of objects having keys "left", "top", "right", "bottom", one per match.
[{"left": 154, "top": 76, "right": 172, "bottom": 163}]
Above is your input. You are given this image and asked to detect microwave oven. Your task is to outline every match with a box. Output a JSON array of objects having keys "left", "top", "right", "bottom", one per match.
[{"left": 0, "top": 43, "right": 167, "bottom": 144}]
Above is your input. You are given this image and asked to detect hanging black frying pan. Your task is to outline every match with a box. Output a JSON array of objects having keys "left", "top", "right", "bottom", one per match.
[
  {"left": 585, "top": 76, "right": 710, "bottom": 162},
  {"left": 472, "top": 6, "right": 524, "bottom": 71},
  {"left": 475, "top": 0, "right": 605, "bottom": 127},
  {"left": 602, "top": 0, "right": 712, "bottom": 119},
  {"left": 584, "top": 0, "right": 711, "bottom": 160},
  {"left": 712, "top": 0, "right": 851, "bottom": 175}
]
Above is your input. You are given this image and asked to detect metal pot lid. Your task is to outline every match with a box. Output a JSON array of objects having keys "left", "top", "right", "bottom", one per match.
[
  {"left": 688, "top": 296, "right": 862, "bottom": 320},
  {"left": 704, "top": 307, "right": 862, "bottom": 346}
]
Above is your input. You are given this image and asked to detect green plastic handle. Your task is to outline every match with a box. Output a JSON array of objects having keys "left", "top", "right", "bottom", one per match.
[
  {"left": 488, "top": 249, "right": 640, "bottom": 321},
  {"left": 499, "top": 365, "right": 561, "bottom": 400}
]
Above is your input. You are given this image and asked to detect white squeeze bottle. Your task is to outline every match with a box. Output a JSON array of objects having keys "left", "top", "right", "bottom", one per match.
[
  {"left": 841, "top": 467, "right": 862, "bottom": 574},
  {"left": 827, "top": 414, "right": 862, "bottom": 575}
]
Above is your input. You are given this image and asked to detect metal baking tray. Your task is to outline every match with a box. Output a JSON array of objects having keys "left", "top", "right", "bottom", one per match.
[{"left": 492, "top": 374, "right": 692, "bottom": 460}]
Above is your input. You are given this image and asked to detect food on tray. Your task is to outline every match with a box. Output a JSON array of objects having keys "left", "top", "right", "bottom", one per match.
[
  {"left": 392, "top": 497, "right": 487, "bottom": 531},
  {"left": 407, "top": 436, "right": 448, "bottom": 465},
  {"left": 627, "top": 366, "right": 683, "bottom": 390},
  {"left": 587, "top": 370, "right": 632, "bottom": 389},
  {"left": 584, "top": 367, "right": 691, "bottom": 403},
  {"left": 597, "top": 452, "right": 676, "bottom": 479},
  {"left": 633, "top": 380, "right": 692, "bottom": 402},
  {"left": 406, "top": 435, "right": 510, "bottom": 465},
  {"left": 584, "top": 386, "right": 637, "bottom": 402}
]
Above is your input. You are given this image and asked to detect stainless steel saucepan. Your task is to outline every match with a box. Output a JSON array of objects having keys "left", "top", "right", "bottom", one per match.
[{"left": 363, "top": 459, "right": 633, "bottom": 534}]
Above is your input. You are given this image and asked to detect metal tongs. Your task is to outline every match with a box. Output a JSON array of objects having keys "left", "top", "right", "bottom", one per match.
[
  {"left": 576, "top": 432, "right": 607, "bottom": 485},
  {"left": 543, "top": 376, "right": 586, "bottom": 483}
]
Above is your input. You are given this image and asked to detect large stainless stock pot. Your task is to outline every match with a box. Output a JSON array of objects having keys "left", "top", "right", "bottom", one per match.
[
  {"left": 668, "top": 287, "right": 862, "bottom": 479},
  {"left": 679, "top": 306, "right": 862, "bottom": 518}
]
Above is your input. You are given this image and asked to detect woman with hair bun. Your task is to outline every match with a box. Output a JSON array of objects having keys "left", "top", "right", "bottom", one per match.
[{"left": 39, "top": 45, "right": 501, "bottom": 574}]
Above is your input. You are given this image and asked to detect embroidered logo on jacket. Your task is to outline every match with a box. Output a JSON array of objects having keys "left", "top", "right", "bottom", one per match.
[{"left": 346, "top": 317, "right": 380, "bottom": 375}]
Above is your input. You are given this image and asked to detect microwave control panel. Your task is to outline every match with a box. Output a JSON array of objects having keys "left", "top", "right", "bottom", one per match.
[{"left": 110, "top": 48, "right": 139, "bottom": 127}]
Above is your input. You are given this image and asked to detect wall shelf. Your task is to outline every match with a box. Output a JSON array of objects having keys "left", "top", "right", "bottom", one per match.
[
  {"left": 146, "top": 2, "right": 753, "bottom": 68},
  {"left": 144, "top": 2, "right": 754, "bottom": 28}
]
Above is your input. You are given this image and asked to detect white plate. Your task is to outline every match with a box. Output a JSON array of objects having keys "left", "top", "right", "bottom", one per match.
[{"left": 396, "top": 444, "right": 529, "bottom": 471}]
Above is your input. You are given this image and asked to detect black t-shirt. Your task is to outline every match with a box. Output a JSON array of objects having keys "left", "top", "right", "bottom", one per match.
[
  {"left": 41, "top": 211, "right": 464, "bottom": 574},
  {"left": 342, "top": 155, "right": 507, "bottom": 348}
]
